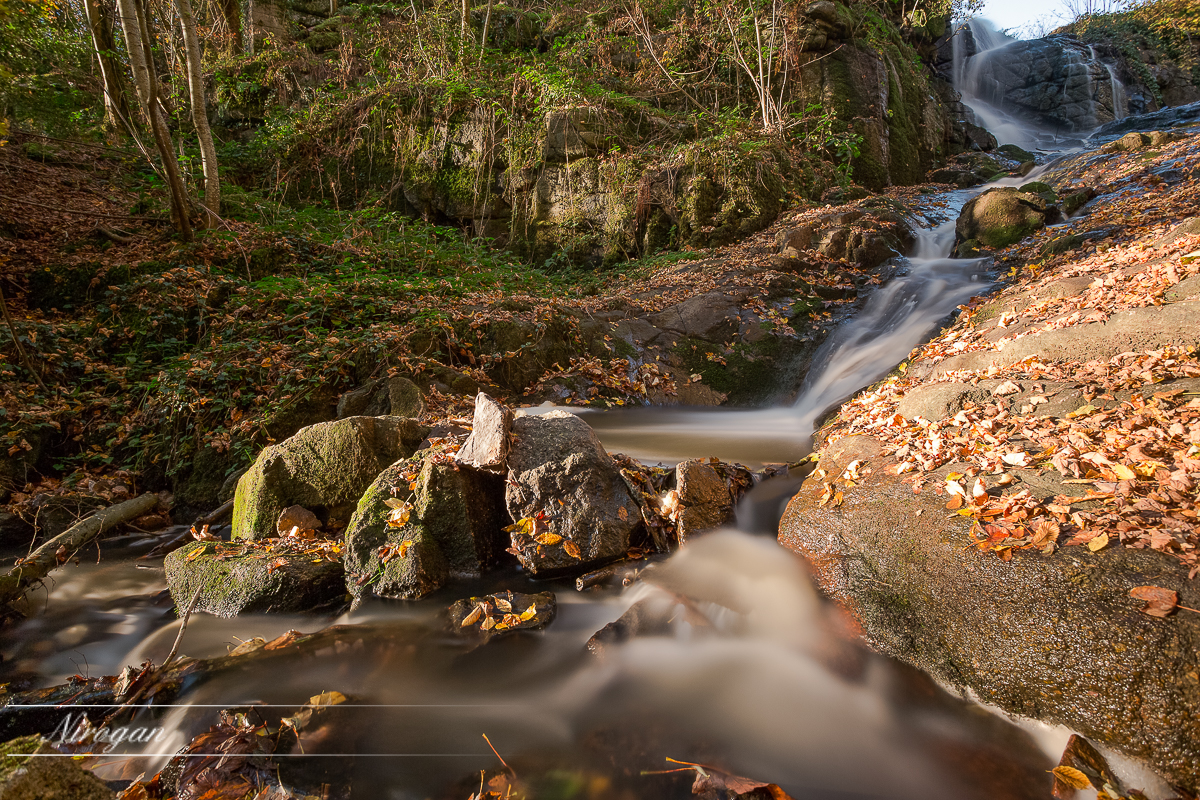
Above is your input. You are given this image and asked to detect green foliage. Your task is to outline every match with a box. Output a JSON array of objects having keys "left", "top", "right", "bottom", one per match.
[
  {"left": 0, "top": 0, "right": 96, "bottom": 136},
  {"left": 1069, "top": 0, "right": 1200, "bottom": 97}
]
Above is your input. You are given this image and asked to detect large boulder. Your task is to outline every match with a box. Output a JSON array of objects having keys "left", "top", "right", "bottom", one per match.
[
  {"left": 504, "top": 411, "right": 641, "bottom": 574},
  {"left": 344, "top": 449, "right": 507, "bottom": 600},
  {"left": 955, "top": 187, "right": 1050, "bottom": 249},
  {"left": 232, "top": 416, "right": 429, "bottom": 541},
  {"left": 778, "top": 434, "right": 1200, "bottom": 791},
  {"left": 164, "top": 542, "right": 347, "bottom": 617}
]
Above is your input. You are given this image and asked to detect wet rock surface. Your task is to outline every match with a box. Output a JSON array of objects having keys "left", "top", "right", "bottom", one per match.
[
  {"left": 505, "top": 411, "right": 642, "bottom": 574},
  {"left": 447, "top": 589, "right": 556, "bottom": 643},
  {"left": 778, "top": 434, "right": 1200, "bottom": 790},
  {"left": 165, "top": 542, "right": 347, "bottom": 617}
]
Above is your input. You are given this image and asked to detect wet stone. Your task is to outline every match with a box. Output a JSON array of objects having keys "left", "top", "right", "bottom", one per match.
[
  {"left": 505, "top": 411, "right": 641, "bottom": 575},
  {"left": 447, "top": 590, "right": 556, "bottom": 643},
  {"left": 164, "top": 543, "right": 347, "bottom": 618}
]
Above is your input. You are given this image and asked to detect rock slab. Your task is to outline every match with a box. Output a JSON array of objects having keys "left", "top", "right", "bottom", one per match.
[
  {"left": 165, "top": 543, "right": 347, "bottom": 618},
  {"left": 455, "top": 392, "right": 512, "bottom": 473},
  {"left": 778, "top": 434, "right": 1200, "bottom": 791}
]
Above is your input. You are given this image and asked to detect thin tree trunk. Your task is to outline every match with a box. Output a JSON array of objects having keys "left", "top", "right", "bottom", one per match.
[
  {"left": 0, "top": 494, "right": 158, "bottom": 622},
  {"left": 117, "top": 0, "right": 152, "bottom": 103},
  {"left": 176, "top": 0, "right": 220, "bottom": 225},
  {"left": 84, "top": 0, "right": 131, "bottom": 131},
  {"left": 121, "top": 0, "right": 194, "bottom": 240}
]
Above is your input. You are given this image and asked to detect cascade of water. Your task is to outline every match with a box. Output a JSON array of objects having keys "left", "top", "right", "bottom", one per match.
[{"left": 584, "top": 194, "right": 991, "bottom": 470}]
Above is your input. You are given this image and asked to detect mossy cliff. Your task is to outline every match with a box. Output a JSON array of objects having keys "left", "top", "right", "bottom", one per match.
[{"left": 214, "top": 0, "right": 977, "bottom": 266}]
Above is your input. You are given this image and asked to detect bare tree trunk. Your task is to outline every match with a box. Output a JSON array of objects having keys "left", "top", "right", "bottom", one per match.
[
  {"left": 460, "top": 0, "right": 471, "bottom": 59},
  {"left": 119, "top": 0, "right": 194, "bottom": 240},
  {"left": 84, "top": 0, "right": 132, "bottom": 131},
  {"left": 117, "top": 0, "right": 153, "bottom": 101},
  {"left": 176, "top": 0, "right": 221, "bottom": 226}
]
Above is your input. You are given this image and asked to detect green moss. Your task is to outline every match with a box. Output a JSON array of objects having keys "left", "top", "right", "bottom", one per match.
[{"left": 0, "top": 736, "right": 44, "bottom": 781}]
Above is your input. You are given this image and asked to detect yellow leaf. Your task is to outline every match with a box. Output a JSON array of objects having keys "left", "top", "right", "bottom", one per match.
[
  {"left": 1134, "top": 461, "right": 1169, "bottom": 477},
  {"left": 519, "top": 605, "right": 537, "bottom": 621},
  {"left": 480, "top": 616, "right": 495, "bottom": 630},
  {"left": 397, "top": 540, "right": 412, "bottom": 558},
  {"left": 1051, "top": 766, "right": 1092, "bottom": 790},
  {"left": 563, "top": 541, "right": 581, "bottom": 559},
  {"left": 461, "top": 605, "right": 483, "bottom": 627},
  {"left": 308, "top": 691, "right": 347, "bottom": 707},
  {"left": 1067, "top": 404, "right": 1096, "bottom": 419},
  {"left": 494, "top": 597, "right": 512, "bottom": 612},
  {"left": 383, "top": 497, "right": 408, "bottom": 509},
  {"left": 1111, "top": 464, "right": 1137, "bottom": 481},
  {"left": 535, "top": 532, "right": 562, "bottom": 545},
  {"left": 1088, "top": 533, "right": 1109, "bottom": 552}
]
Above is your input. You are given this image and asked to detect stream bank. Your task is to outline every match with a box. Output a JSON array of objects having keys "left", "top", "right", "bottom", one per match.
[{"left": 780, "top": 118, "right": 1200, "bottom": 791}]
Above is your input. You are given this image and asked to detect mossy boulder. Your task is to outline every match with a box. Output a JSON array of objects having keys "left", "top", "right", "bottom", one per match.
[
  {"left": 1017, "top": 181, "right": 1057, "bottom": 204},
  {"left": 996, "top": 143, "right": 1035, "bottom": 163},
  {"left": 0, "top": 735, "right": 115, "bottom": 800},
  {"left": 955, "top": 187, "right": 1049, "bottom": 249},
  {"left": 164, "top": 543, "right": 347, "bottom": 617},
  {"left": 232, "top": 416, "right": 430, "bottom": 541},
  {"left": 343, "top": 450, "right": 507, "bottom": 600}
]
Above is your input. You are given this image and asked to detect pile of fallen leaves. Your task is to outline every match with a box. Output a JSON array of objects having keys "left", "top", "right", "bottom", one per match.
[
  {"left": 525, "top": 355, "right": 679, "bottom": 406},
  {"left": 185, "top": 531, "right": 345, "bottom": 569},
  {"left": 826, "top": 350, "right": 1198, "bottom": 575}
]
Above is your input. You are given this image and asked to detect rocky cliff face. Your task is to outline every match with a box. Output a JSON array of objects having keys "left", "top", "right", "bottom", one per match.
[
  {"left": 934, "top": 19, "right": 1200, "bottom": 138},
  {"left": 217, "top": 1, "right": 986, "bottom": 266}
]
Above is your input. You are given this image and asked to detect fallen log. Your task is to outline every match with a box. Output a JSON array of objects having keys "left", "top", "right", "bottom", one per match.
[
  {"left": 0, "top": 493, "right": 158, "bottom": 621},
  {"left": 141, "top": 499, "right": 234, "bottom": 560}
]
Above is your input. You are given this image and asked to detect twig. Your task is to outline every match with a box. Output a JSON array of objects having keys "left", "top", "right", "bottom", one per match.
[
  {"left": 0, "top": 193, "right": 161, "bottom": 222},
  {"left": 162, "top": 583, "right": 204, "bottom": 668},
  {"left": 95, "top": 224, "right": 133, "bottom": 244},
  {"left": 0, "top": 282, "right": 49, "bottom": 393},
  {"left": 482, "top": 733, "right": 515, "bottom": 777}
]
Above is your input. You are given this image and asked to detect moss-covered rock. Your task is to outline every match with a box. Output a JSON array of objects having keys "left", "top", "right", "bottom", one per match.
[
  {"left": 164, "top": 543, "right": 347, "bottom": 617},
  {"left": 232, "top": 416, "right": 429, "bottom": 541},
  {"left": 955, "top": 187, "right": 1049, "bottom": 249},
  {"left": 0, "top": 735, "right": 114, "bottom": 799},
  {"left": 1018, "top": 181, "right": 1058, "bottom": 204},
  {"left": 996, "top": 144, "right": 1036, "bottom": 163},
  {"left": 343, "top": 450, "right": 507, "bottom": 600}
]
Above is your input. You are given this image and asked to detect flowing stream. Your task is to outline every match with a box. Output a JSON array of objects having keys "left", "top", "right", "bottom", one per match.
[{"left": 1, "top": 25, "right": 1157, "bottom": 798}]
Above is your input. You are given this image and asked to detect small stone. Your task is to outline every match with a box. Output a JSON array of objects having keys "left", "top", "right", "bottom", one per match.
[
  {"left": 277, "top": 504, "right": 322, "bottom": 534},
  {"left": 447, "top": 590, "right": 556, "bottom": 643},
  {"left": 455, "top": 392, "right": 513, "bottom": 473},
  {"left": 676, "top": 459, "right": 744, "bottom": 542}
]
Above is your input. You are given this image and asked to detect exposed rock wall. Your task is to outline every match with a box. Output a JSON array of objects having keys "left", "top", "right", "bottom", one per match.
[{"left": 221, "top": 1, "right": 980, "bottom": 266}]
